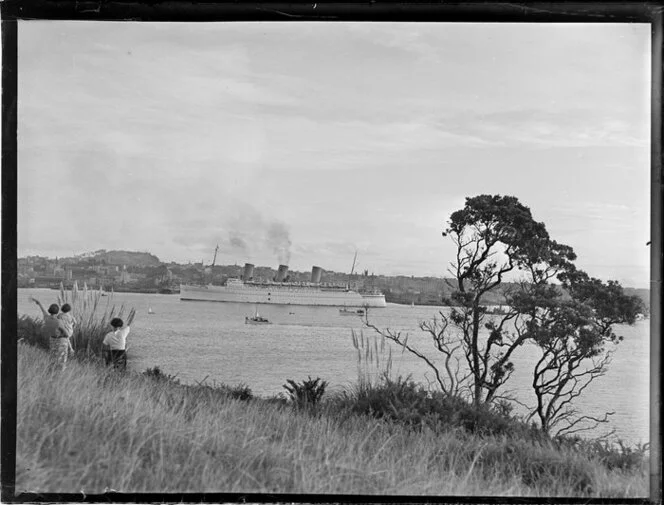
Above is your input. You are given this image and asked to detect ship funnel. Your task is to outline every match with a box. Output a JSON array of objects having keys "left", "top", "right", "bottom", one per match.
[
  {"left": 276, "top": 264, "right": 289, "bottom": 282},
  {"left": 311, "top": 266, "right": 322, "bottom": 284},
  {"left": 243, "top": 263, "right": 254, "bottom": 281}
]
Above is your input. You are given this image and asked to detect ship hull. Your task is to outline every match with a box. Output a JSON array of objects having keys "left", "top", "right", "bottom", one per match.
[{"left": 180, "top": 283, "right": 386, "bottom": 307}]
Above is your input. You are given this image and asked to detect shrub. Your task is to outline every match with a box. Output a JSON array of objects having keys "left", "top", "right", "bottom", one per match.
[
  {"left": 428, "top": 392, "right": 515, "bottom": 437},
  {"left": 334, "top": 375, "right": 430, "bottom": 429},
  {"left": 226, "top": 383, "right": 253, "bottom": 401},
  {"left": 283, "top": 376, "right": 328, "bottom": 409},
  {"left": 348, "top": 375, "right": 427, "bottom": 424},
  {"left": 17, "top": 315, "right": 48, "bottom": 350},
  {"left": 556, "top": 437, "right": 649, "bottom": 472},
  {"left": 335, "top": 374, "right": 542, "bottom": 440},
  {"left": 183, "top": 381, "right": 253, "bottom": 404},
  {"left": 144, "top": 369, "right": 254, "bottom": 404},
  {"left": 144, "top": 366, "right": 181, "bottom": 384}
]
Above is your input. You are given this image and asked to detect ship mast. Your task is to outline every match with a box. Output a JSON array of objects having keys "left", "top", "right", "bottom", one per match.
[
  {"left": 211, "top": 244, "right": 219, "bottom": 268},
  {"left": 348, "top": 251, "right": 358, "bottom": 289}
]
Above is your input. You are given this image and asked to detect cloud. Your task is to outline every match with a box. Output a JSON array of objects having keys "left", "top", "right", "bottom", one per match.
[
  {"left": 343, "top": 23, "right": 443, "bottom": 64},
  {"left": 16, "top": 22, "right": 650, "bottom": 285},
  {"left": 449, "top": 108, "right": 649, "bottom": 148}
]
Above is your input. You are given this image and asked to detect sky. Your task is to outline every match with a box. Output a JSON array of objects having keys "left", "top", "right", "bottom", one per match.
[{"left": 17, "top": 21, "right": 651, "bottom": 287}]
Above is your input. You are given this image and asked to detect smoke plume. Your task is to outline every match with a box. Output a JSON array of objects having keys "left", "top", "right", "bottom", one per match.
[{"left": 266, "top": 221, "right": 292, "bottom": 265}]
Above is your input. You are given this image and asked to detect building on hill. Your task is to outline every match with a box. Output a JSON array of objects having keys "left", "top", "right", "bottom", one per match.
[
  {"left": 93, "top": 265, "right": 119, "bottom": 275},
  {"left": 118, "top": 268, "right": 133, "bottom": 284}
]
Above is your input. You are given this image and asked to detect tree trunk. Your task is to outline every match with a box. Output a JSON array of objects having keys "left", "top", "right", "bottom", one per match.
[{"left": 472, "top": 301, "right": 482, "bottom": 405}]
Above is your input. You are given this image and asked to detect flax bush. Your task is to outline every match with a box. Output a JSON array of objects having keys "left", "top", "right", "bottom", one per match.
[{"left": 283, "top": 376, "right": 328, "bottom": 409}]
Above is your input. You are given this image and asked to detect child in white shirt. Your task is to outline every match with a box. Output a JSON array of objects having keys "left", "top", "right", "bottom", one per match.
[{"left": 102, "top": 317, "right": 131, "bottom": 369}]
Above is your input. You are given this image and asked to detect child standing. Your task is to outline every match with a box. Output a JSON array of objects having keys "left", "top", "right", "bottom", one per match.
[
  {"left": 58, "top": 303, "right": 76, "bottom": 356},
  {"left": 102, "top": 317, "right": 130, "bottom": 370}
]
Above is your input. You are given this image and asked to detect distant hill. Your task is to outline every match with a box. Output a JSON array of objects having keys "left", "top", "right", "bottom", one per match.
[
  {"left": 101, "top": 250, "right": 161, "bottom": 267},
  {"left": 65, "top": 250, "right": 162, "bottom": 267},
  {"left": 442, "top": 282, "right": 649, "bottom": 308}
]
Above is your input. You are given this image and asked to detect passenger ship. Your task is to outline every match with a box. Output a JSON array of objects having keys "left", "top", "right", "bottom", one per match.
[{"left": 180, "top": 262, "right": 386, "bottom": 308}]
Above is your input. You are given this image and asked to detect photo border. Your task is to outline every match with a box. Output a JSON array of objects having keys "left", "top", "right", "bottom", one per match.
[{"left": 2, "top": 2, "right": 661, "bottom": 502}]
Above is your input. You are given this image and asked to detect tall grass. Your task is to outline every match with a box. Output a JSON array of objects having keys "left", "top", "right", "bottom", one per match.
[
  {"left": 351, "top": 329, "right": 394, "bottom": 388},
  {"left": 16, "top": 343, "right": 648, "bottom": 497},
  {"left": 56, "top": 282, "right": 136, "bottom": 357}
]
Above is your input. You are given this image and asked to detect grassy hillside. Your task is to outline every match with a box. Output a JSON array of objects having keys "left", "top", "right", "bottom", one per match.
[{"left": 15, "top": 343, "right": 648, "bottom": 497}]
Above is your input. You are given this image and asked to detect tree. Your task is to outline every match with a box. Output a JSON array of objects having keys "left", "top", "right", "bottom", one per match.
[
  {"left": 365, "top": 195, "right": 571, "bottom": 404},
  {"left": 364, "top": 194, "right": 643, "bottom": 436},
  {"left": 441, "top": 195, "right": 576, "bottom": 405}
]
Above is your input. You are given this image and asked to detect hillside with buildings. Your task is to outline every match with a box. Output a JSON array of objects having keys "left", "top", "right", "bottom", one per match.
[
  {"left": 17, "top": 250, "right": 649, "bottom": 308},
  {"left": 65, "top": 250, "right": 162, "bottom": 267},
  {"left": 18, "top": 251, "right": 173, "bottom": 293}
]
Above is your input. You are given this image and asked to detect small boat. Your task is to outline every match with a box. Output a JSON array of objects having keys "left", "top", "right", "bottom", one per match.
[
  {"left": 148, "top": 307, "right": 155, "bottom": 315},
  {"left": 339, "top": 307, "right": 365, "bottom": 316},
  {"left": 245, "top": 309, "right": 270, "bottom": 325}
]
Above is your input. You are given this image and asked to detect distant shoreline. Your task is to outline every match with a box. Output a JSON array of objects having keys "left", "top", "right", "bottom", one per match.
[{"left": 20, "top": 286, "right": 180, "bottom": 295}]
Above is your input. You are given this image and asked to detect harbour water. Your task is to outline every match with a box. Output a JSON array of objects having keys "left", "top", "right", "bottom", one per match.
[{"left": 17, "top": 288, "right": 650, "bottom": 445}]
